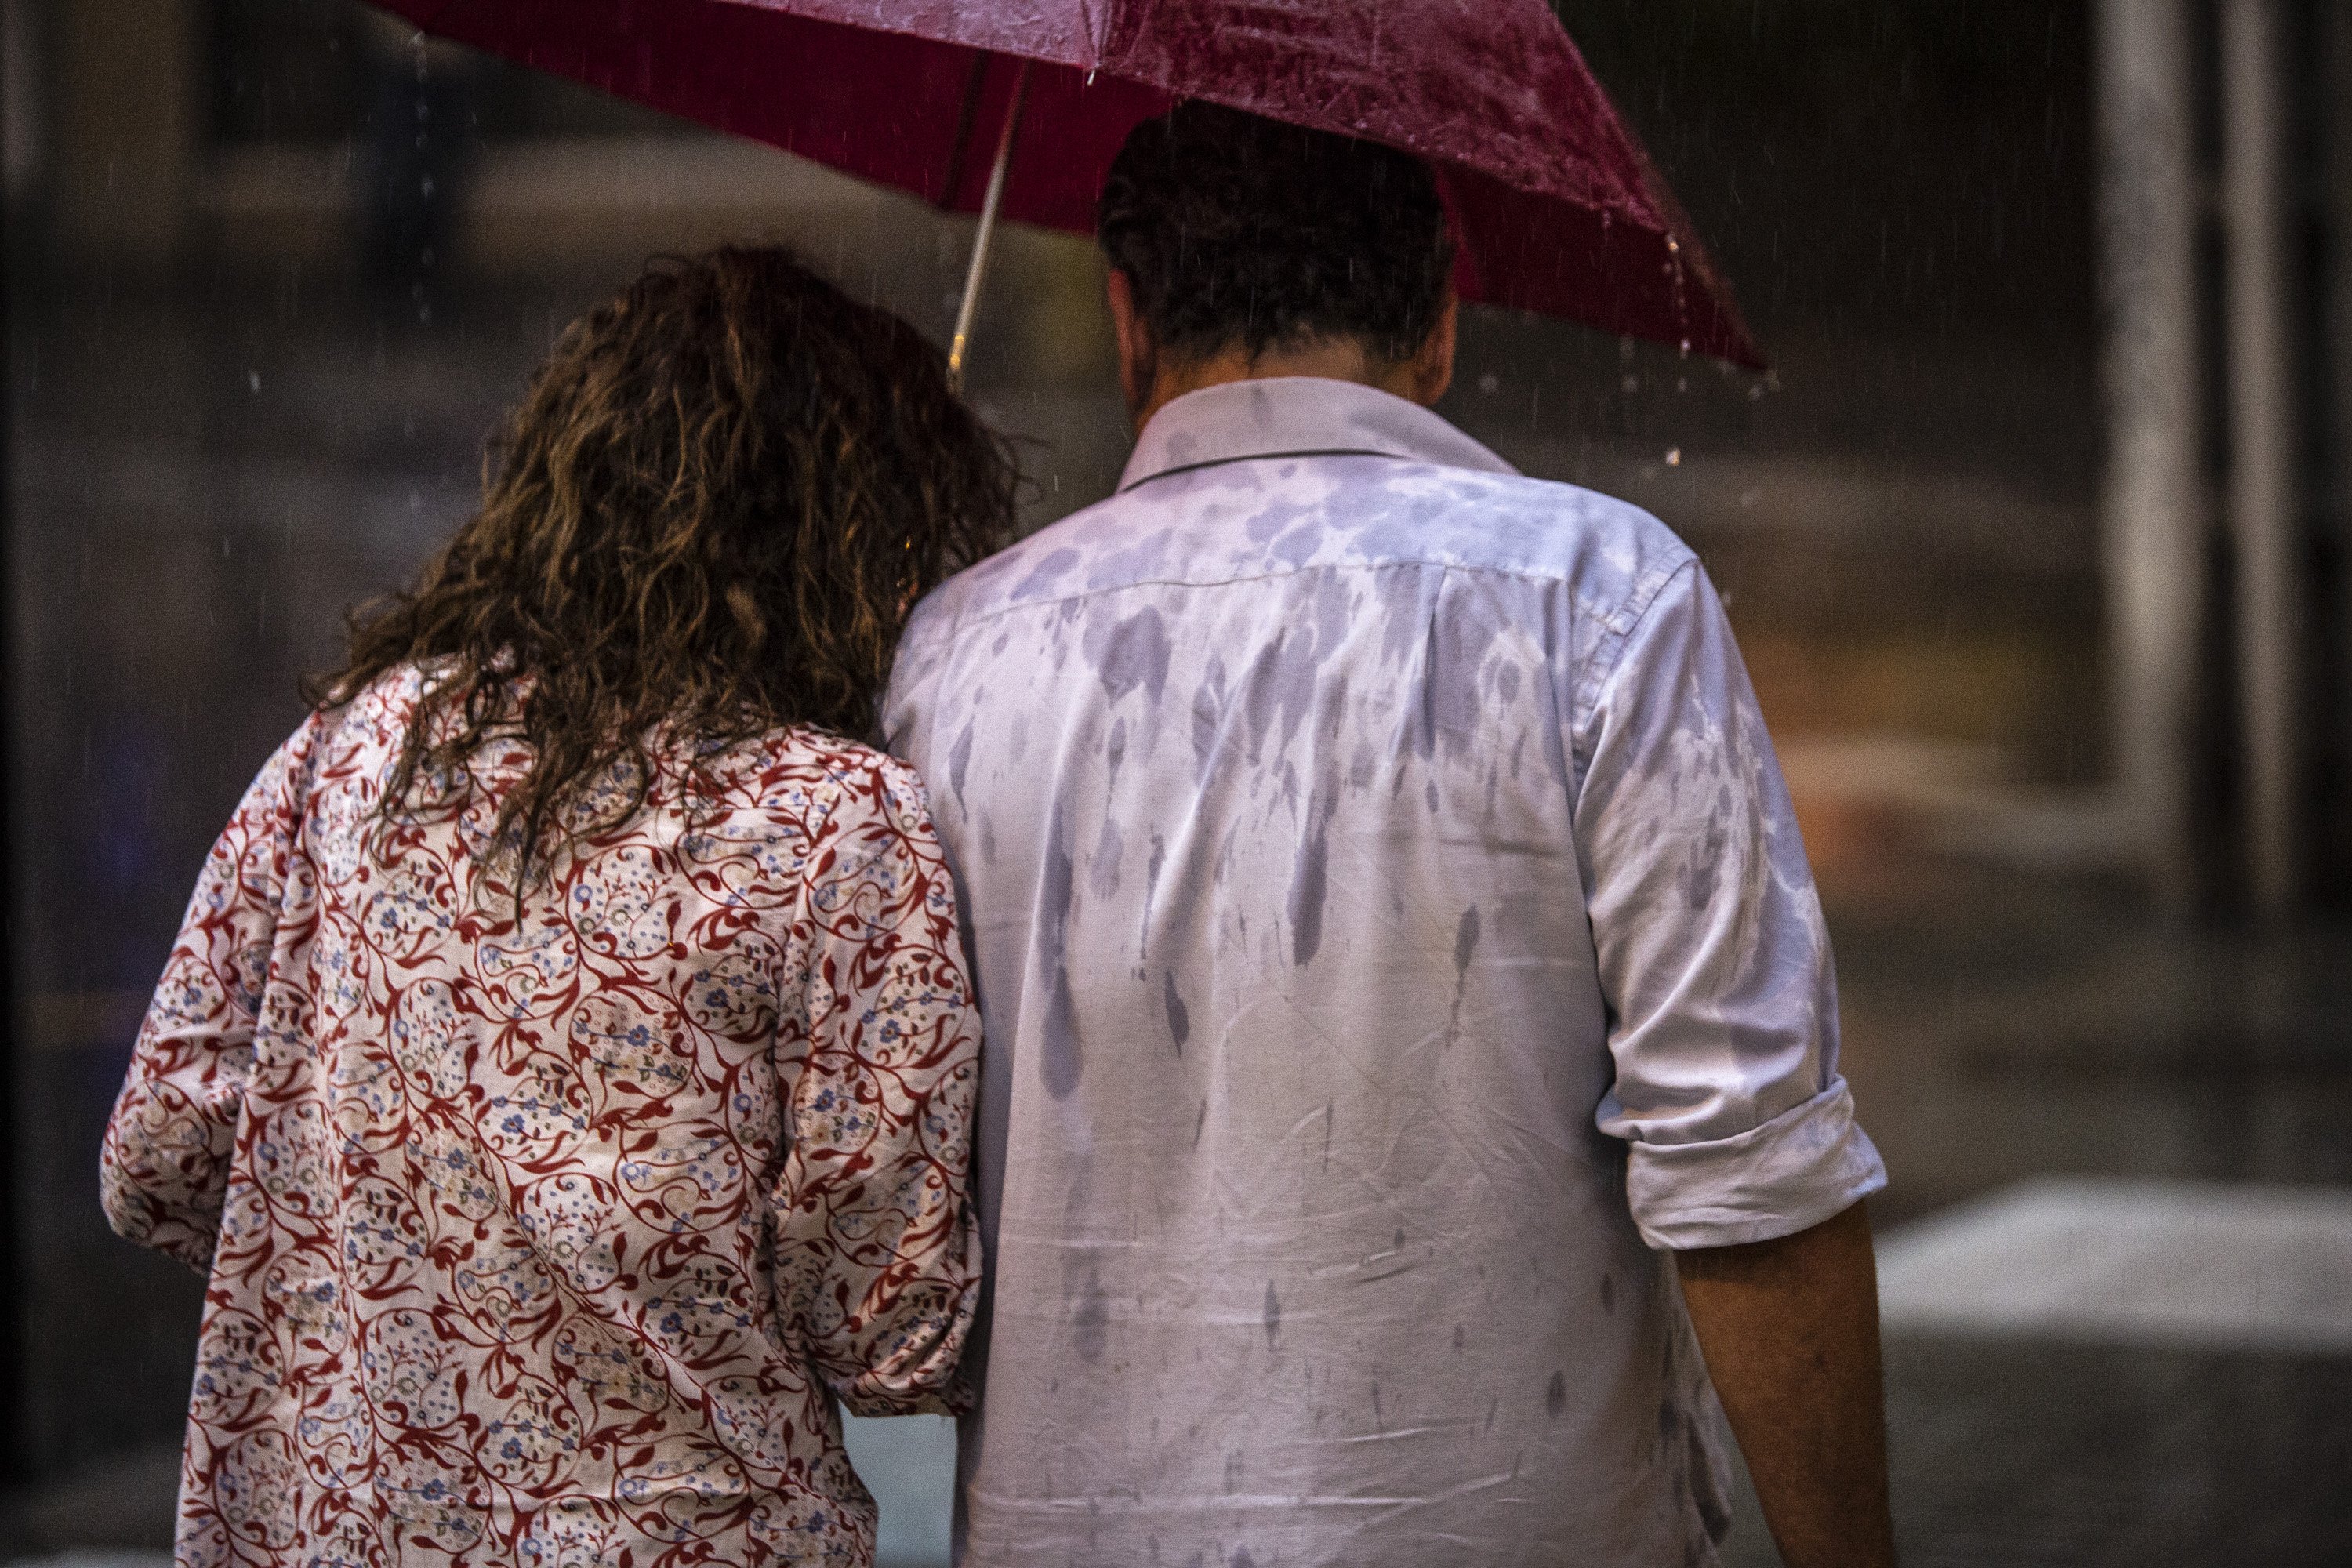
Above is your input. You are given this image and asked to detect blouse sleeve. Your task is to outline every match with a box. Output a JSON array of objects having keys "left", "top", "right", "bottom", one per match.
[
  {"left": 100, "top": 715, "right": 319, "bottom": 1272},
  {"left": 768, "top": 758, "right": 983, "bottom": 1417}
]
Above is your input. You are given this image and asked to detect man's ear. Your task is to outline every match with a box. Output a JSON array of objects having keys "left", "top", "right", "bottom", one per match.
[
  {"left": 1403, "top": 294, "right": 1458, "bottom": 407},
  {"left": 1105, "top": 269, "right": 1159, "bottom": 426}
]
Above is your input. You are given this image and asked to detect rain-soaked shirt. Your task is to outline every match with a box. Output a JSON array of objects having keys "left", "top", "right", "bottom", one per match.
[
  {"left": 884, "top": 376, "right": 1886, "bottom": 1568},
  {"left": 101, "top": 669, "right": 982, "bottom": 1568}
]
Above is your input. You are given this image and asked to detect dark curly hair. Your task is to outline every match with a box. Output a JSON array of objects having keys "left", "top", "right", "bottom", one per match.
[
  {"left": 310, "top": 246, "right": 1017, "bottom": 882},
  {"left": 1096, "top": 102, "right": 1456, "bottom": 365}
]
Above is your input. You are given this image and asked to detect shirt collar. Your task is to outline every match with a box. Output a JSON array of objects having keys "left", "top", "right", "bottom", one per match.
[{"left": 1116, "top": 376, "right": 1519, "bottom": 493}]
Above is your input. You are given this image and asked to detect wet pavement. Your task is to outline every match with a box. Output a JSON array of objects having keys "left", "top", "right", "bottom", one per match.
[{"left": 6, "top": 270, "right": 2349, "bottom": 1566}]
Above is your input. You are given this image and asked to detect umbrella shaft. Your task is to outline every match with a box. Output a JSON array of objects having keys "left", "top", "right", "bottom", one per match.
[{"left": 948, "top": 60, "right": 1031, "bottom": 391}]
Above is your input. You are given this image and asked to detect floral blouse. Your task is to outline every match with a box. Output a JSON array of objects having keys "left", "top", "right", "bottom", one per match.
[{"left": 100, "top": 669, "right": 982, "bottom": 1568}]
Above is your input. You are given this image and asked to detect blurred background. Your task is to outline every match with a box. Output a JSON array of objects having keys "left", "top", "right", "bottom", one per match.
[{"left": 3, "top": 2, "right": 2350, "bottom": 1563}]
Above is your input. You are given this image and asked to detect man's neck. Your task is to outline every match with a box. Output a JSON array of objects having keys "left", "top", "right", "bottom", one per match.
[
  {"left": 1132, "top": 341, "right": 1433, "bottom": 431},
  {"left": 1109, "top": 280, "right": 1458, "bottom": 431}
]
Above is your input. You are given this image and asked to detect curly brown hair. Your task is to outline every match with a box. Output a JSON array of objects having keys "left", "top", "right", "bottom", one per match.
[{"left": 310, "top": 246, "right": 1016, "bottom": 881}]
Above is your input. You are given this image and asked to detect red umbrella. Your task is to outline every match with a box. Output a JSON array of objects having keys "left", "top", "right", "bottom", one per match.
[{"left": 376, "top": 0, "right": 1762, "bottom": 372}]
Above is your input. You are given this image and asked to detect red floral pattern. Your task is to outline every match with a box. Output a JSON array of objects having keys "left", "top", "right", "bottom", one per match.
[{"left": 101, "top": 670, "right": 982, "bottom": 1567}]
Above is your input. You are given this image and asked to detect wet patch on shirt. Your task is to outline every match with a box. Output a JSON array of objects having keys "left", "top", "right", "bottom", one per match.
[
  {"left": 1432, "top": 586, "right": 1511, "bottom": 766},
  {"left": 1287, "top": 794, "right": 1330, "bottom": 968},
  {"left": 1446, "top": 903, "right": 1482, "bottom": 1044},
  {"left": 1086, "top": 605, "right": 1173, "bottom": 706},
  {"left": 1547, "top": 1370, "right": 1569, "bottom": 1420},
  {"left": 1243, "top": 493, "right": 1311, "bottom": 544},
  {"left": 1140, "top": 832, "right": 1167, "bottom": 960},
  {"left": 1686, "top": 785, "right": 1731, "bottom": 909},
  {"left": 1454, "top": 904, "right": 1484, "bottom": 973},
  {"left": 1008, "top": 546, "right": 1081, "bottom": 601},
  {"left": 1091, "top": 816, "right": 1125, "bottom": 901},
  {"left": 1163, "top": 971, "right": 1190, "bottom": 1054},
  {"left": 1262, "top": 1280, "right": 1281, "bottom": 1351},
  {"left": 1189, "top": 657, "right": 1229, "bottom": 782},
  {"left": 946, "top": 720, "right": 975, "bottom": 810},
  {"left": 1105, "top": 716, "right": 1129, "bottom": 789},
  {"left": 1072, "top": 1268, "right": 1109, "bottom": 1362},
  {"left": 1240, "top": 632, "right": 1320, "bottom": 765},
  {"left": 1039, "top": 803, "right": 1082, "bottom": 1098}
]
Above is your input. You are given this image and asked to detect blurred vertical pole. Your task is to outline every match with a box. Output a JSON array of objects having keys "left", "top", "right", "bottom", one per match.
[
  {"left": 2095, "top": 0, "right": 2204, "bottom": 916},
  {"left": 2220, "top": 0, "right": 2303, "bottom": 920},
  {"left": 358, "top": 14, "right": 481, "bottom": 322},
  {"left": 2325, "top": 2, "right": 2352, "bottom": 888},
  {"left": 49, "top": 0, "right": 198, "bottom": 263},
  {"left": 0, "top": 0, "right": 27, "bottom": 1488}
]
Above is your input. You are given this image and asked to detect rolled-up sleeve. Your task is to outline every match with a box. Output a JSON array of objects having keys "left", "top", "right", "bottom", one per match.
[
  {"left": 770, "top": 760, "right": 983, "bottom": 1416},
  {"left": 1573, "top": 559, "right": 1886, "bottom": 1250}
]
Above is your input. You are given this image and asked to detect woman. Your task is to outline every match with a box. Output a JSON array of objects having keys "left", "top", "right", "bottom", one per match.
[{"left": 100, "top": 249, "right": 1014, "bottom": 1567}]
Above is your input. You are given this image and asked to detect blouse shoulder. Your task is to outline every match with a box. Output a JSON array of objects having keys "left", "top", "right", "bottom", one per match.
[
  {"left": 303, "top": 664, "right": 432, "bottom": 765},
  {"left": 704, "top": 728, "right": 938, "bottom": 840}
]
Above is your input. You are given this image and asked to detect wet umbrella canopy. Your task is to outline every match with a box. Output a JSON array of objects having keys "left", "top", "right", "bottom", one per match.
[{"left": 369, "top": 0, "right": 1762, "bottom": 368}]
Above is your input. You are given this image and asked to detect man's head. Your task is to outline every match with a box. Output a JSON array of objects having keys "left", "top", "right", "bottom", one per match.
[{"left": 1097, "top": 103, "right": 1459, "bottom": 426}]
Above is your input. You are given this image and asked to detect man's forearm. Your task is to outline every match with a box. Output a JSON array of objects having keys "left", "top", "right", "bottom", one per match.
[{"left": 1674, "top": 1199, "right": 1896, "bottom": 1568}]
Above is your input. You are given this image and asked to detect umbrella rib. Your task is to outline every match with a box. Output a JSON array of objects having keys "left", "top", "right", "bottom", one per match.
[{"left": 947, "top": 60, "right": 1031, "bottom": 392}]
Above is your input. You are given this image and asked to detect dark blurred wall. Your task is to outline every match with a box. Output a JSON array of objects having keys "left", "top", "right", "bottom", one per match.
[{"left": 1575, "top": 2, "right": 2099, "bottom": 344}]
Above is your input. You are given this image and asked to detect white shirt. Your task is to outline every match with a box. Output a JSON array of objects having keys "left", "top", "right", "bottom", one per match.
[{"left": 884, "top": 377, "right": 1886, "bottom": 1567}]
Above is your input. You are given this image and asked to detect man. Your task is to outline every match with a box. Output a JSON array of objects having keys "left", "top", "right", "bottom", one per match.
[{"left": 884, "top": 104, "right": 1895, "bottom": 1568}]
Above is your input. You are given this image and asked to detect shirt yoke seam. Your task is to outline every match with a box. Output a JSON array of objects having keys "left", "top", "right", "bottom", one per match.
[{"left": 909, "top": 543, "right": 1697, "bottom": 652}]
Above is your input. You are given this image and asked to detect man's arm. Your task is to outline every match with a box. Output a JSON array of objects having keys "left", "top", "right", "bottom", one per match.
[
  {"left": 1675, "top": 1199, "right": 1896, "bottom": 1568},
  {"left": 1563, "top": 554, "right": 1893, "bottom": 1556}
]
